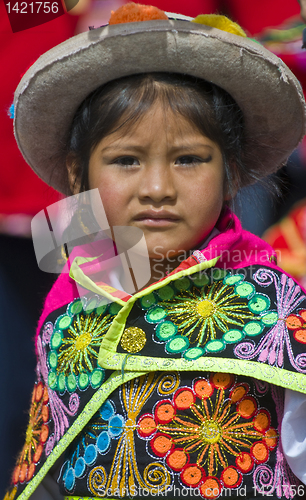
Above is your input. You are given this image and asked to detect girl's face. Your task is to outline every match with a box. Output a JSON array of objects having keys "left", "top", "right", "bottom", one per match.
[{"left": 88, "top": 100, "right": 225, "bottom": 262}]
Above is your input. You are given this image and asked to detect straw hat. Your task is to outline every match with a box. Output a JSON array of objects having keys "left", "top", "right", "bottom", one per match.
[{"left": 13, "top": 3, "right": 306, "bottom": 194}]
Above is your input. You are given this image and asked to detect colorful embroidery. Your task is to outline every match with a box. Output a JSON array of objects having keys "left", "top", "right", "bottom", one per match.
[
  {"left": 234, "top": 269, "right": 306, "bottom": 373},
  {"left": 12, "top": 382, "right": 50, "bottom": 485},
  {"left": 120, "top": 327, "right": 146, "bottom": 353},
  {"left": 8, "top": 265, "right": 306, "bottom": 500},
  {"left": 140, "top": 270, "right": 270, "bottom": 360},
  {"left": 37, "top": 333, "right": 80, "bottom": 456},
  {"left": 48, "top": 297, "right": 113, "bottom": 393},
  {"left": 60, "top": 373, "right": 177, "bottom": 496},
  {"left": 58, "top": 372, "right": 289, "bottom": 499},
  {"left": 137, "top": 373, "right": 277, "bottom": 498},
  {"left": 61, "top": 399, "right": 125, "bottom": 492}
]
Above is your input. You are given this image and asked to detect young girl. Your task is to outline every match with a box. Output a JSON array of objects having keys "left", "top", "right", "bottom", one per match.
[{"left": 5, "top": 3, "right": 306, "bottom": 500}]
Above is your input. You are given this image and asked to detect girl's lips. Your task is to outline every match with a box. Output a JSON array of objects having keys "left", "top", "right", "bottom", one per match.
[
  {"left": 134, "top": 211, "right": 180, "bottom": 227},
  {"left": 136, "top": 218, "right": 179, "bottom": 227}
]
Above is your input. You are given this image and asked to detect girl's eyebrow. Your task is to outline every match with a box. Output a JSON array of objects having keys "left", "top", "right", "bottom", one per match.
[{"left": 101, "top": 143, "right": 216, "bottom": 153}]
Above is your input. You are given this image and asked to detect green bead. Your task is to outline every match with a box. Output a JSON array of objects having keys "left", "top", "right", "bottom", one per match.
[
  {"left": 51, "top": 330, "right": 63, "bottom": 350},
  {"left": 68, "top": 299, "right": 83, "bottom": 316},
  {"left": 66, "top": 373, "right": 77, "bottom": 392},
  {"left": 96, "top": 303, "right": 108, "bottom": 315},
  {"left": 166, "top": 336, "right": 189, "bottom": 353},
  {"left": 212, "top": 269, "right": 228, "bottom": 281},
  {"left": 192, "top": 273, "right": 210, "bottom": 287},
  {"left": 57, "top": 372, "right": 66, "bottom": 392},
  {"left": 222, "top": 329, "right": 244, "bottom": 343},
  {"left": 78, "top": 372, "right": 89, "bottom": 390},
  {"left": 91, "top": 369, "right": 104, "bottom": 388},
  {"left": 48, "top": 350, "right": 58, "bottom": 369},
  {"left": 243, "top": 321, "right": 263, "bottom": 337},
  {"left": 56, "top": 314, "right": 73, "bottom": 330},
  {"left": 224, "top": 274, "right": 244, "bottom": 286},
  {"left": 235, "top": 282, "right": 255, "bottom": 298},
  {"left": 48, "top": 371, "right": 57, "bottom": 390},
  {"left": 84, "top": 297, "right": 98, "bottom": 314},
  {"left": 205, "top": 339, "right": 225, "bottom": 353},
  {"left": 156, "top": 321, "right": 177, "bottom": 341},
  {"left": 183, "top": 347, "right": 204, "bottom": 360},
  {"left": 140, "top": 293, "right": 157, "bottom": 309},
  {"left": 146, "top": 306, "right": 167, "bottom": 324},
  {"left": 261, "top": 311, "right": 278, "bottom": 326},
  {"left": 174, "top": 277, "right": 191, "bottom": 291},
  {"left": 158, "top": 286, "right": 175, "bottom": 301},
  {"left": 248, "top": 294, "right": 270, "bottom": 313},
  {"left": 109, "top": 303, "right": 122, "bottom": 315}
]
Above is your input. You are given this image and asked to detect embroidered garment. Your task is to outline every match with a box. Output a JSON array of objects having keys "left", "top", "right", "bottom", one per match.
[{"left": 4, "top": 211, "right": 306, "bottom": 500}]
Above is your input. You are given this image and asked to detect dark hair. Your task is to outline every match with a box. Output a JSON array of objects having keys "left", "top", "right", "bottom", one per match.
[{"left": 66, "top": 72, "right": 247, "bottom": 198}]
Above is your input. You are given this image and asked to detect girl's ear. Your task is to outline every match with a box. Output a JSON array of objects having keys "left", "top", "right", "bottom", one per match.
[{"left": 66, "top": 154, "right": 81, "bottom": 194}]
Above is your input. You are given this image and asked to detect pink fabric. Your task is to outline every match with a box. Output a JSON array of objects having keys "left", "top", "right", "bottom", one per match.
[
  {"left": 203, "top": 209, "right": 279, "bottom": 269},
  {"left": 34, "top": 210, "right": 284, "bottom": 347}
]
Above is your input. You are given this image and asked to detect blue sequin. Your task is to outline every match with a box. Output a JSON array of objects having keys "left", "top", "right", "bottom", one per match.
[{"left": 96, "top": 431, "right": 111, "bottom": 453}]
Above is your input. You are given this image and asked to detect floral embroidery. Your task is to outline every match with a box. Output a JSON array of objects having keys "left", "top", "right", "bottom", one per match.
[
  {"left": 12, "top": 382, "right": 49, "bottom": 485},
  {"left": 61, "top": 399, "right": 125, "bottom": 492},
  {"left": 48, "top": 297, "right": 113, "bottom": 393},
  {"left": 37, "top": 333, "right": 80, "bottom": 457},
  {"left": 142, "top": 270, "right": 270, "bottom": 360},
  {"left": 286, "top": 310, "right": 306, "bottom": 344},
  {"left": 137, "top": 373, "right": 277, "bottom": 498},
  {"left": 234, "top": 269, "right": 306, "bottom": 373},
  {"left": 60, "top": 373, "right": 177, "bottom": 496}
]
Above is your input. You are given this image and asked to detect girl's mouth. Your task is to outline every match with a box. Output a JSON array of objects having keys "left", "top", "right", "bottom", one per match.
[{"left": 134, "top": 210, "right": 180, "bottom": 227}]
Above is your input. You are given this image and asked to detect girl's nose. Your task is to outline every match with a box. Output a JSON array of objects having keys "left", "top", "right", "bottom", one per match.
[{"left": 138, "top": 164, "right": 177, "bottom": 203}]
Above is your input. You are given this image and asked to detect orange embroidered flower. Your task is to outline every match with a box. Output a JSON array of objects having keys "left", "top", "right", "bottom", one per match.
[
  {"left": 109, "top": 2, "right": 168, "bottom": 25},
  {"left": 137, "top": 374, "right": 278, "bottom": 498},
  {"left": 12, "top": 382, "right": 49, "bottom": 485},
  {"left": 286, "top": 310, "right": 306, "bottom": 343}
]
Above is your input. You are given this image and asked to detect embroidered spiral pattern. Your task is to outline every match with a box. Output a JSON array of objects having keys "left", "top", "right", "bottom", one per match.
[
  {"left": 254, "top": 465, "right": 274, "bottom": 495},
  {"left": 88, "top": 466, "right": 107, "bottom": 495},
  {"left": 143, "top": 462, "right": 172, "bottom": 491},
  {"left": 69, "top": 393, "right": 80, "bottom": 414},
  {"left": 157, "top": 373, "right": 180, "bottom": 395}
]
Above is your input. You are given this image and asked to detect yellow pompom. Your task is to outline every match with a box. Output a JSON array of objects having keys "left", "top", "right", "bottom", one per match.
[{"left": 192, "top": 14, "right": 247, "bottom": 37}]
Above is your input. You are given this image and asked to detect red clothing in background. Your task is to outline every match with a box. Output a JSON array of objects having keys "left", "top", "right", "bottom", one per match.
[{"left": 0, "top": 1, "right": 78, "bottom": 216}]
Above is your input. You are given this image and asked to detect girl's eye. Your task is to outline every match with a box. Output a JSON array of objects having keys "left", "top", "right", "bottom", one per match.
[
  {"left": 175, "top": 155, "right": 212, "bottom": 165},
  {"left": 112, "top": 156, "right": 139, "bottom": 166}
]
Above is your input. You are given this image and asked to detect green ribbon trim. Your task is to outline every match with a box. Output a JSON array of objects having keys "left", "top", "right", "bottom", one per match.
[
  {"left": 97, "top": 257, "right": 219, "bottom": 360},
  {"left": 17, "top": 370, "right": 147, "bottom": 500},
  {"left": 99, "top": 354, "right": 306, "bottom": 395},
  {"left": 69, "top": 255, "right": 127, "bottom": 306}
]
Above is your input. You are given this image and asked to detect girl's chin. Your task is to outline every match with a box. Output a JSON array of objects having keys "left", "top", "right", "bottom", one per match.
[{"left": 147, "top": 248, "right": 190, "bottom": 262}]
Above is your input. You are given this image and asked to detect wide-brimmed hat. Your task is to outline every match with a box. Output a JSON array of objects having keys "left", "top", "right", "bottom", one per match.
[{"left": 14, "top": 3, "right": 306, "bottom": 194}]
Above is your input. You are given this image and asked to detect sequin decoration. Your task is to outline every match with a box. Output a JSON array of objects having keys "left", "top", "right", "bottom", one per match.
[
  {"left": 12, "top": 382, "right": 49, "bottom": 485},
  {"left": 137, "top": 373, "right": 278, "bottom": 499},
  {"left": 120, "top": 327, "right": 147, "bottom": 353},
  {"left": 48, "top": 297, "right": 113, "bottom": 392}
]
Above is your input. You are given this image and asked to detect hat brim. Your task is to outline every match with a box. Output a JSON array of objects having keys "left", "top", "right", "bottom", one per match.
[{"left": 14, "top": 19, "right": 306, "bottom": 194}]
